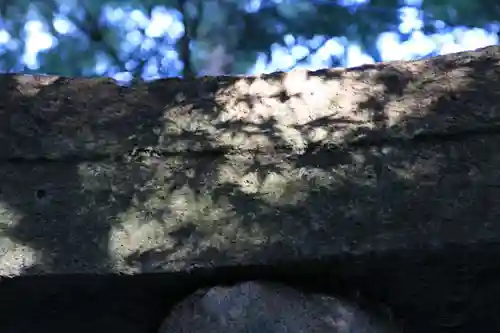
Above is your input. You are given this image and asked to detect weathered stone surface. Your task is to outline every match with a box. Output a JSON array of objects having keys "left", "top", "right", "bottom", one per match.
[
  {"left": 158, "top": 281, "right": 398, "bottom": 333},
  {"left": 2, "top": 135, "right": 500, "bottom": 275},
  {"left": 2, "top": 45, "right": 500, "bottom": 333},
  {"left": 1, "top": 45, "right": 500, "bottom": 159}
]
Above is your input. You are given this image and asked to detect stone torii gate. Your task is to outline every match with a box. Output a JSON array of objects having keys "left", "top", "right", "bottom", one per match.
[{"left": 1, "top": 46, "right": 500, "bottom": 333}]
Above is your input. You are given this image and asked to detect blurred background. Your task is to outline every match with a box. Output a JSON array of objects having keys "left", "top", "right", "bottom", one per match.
[{"left": 1, "top": 0, "right": 499, "bottom": 83}]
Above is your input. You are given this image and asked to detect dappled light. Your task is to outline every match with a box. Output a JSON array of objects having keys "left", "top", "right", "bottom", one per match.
[
  {"left": 2, "top": 0, "right": 500, "bottom": 332},
  {"left": 2, "top": 41, "right": 500, "bottom": 332},
  {"left": 1, "top": 46, "right": 499, "bottom": 276}
]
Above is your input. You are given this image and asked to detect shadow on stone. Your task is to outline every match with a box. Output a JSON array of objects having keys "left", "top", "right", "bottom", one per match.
[
  {"left": 2, "top": 241, "right": 500, "bottom": 333},
  {"left": 1, "top": 48, "right": 500, "bottom": 333}
]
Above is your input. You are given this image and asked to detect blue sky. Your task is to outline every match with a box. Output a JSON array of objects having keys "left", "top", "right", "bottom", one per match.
[{"left": 1, "top": 1, "right": 498, "bottom": 81}]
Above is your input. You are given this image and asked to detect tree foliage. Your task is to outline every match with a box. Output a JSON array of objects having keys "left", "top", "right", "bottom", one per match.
[{"left": 0, "top": 0, "right": 499, "bottom": 79}]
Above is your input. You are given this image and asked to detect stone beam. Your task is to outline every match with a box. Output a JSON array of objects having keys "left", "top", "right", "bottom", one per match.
[{"left": 1, "top": 46, "right": 500, "bottom": 276}]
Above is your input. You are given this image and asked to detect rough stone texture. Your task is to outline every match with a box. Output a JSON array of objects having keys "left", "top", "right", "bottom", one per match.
[
  {"left": 158, "top": 281, "right": 398, "bottom": 333},
  {"left": 2, "top": 45, "right": 500, "bottom": 276},
  {"left": 3, "top": 138, "right": 500, "bottom": 276},
  {"left": 1, "top": 45, "right": 500, "bottom": 333},
  {"left": 1, "top": 45, "right": 500, "bottom": 159}
]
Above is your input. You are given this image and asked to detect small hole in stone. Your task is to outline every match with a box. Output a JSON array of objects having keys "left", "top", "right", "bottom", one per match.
[{"left": 36, "top": 189, "right": 47, "bottom": 199}]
